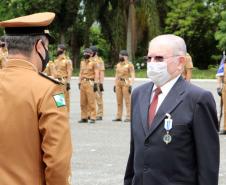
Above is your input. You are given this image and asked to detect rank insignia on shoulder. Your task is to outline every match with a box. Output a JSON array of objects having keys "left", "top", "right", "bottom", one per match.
[{"left": 53, "top": 93, "right": 66, "bottom": 107}]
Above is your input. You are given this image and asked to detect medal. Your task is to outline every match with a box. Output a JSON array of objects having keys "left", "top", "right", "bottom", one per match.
[
  {"left": 163, "top": 133, "right": 172, "bottom": 144},
  {"left": 163, "top": 113, "right": 173, "bottom": 144}
]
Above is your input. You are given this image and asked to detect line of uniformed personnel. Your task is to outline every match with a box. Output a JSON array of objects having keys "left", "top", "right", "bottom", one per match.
[{"left": 1, "top": 36, "right": 136, "bottom": 124}]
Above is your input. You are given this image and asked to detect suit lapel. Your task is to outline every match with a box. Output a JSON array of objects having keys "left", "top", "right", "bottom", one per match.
[
  {"left": 146, "top": 77, "right": 186, "bottom": 138},
  {"left": 139, "top": 82, "right": 154, "bottom": 136}
]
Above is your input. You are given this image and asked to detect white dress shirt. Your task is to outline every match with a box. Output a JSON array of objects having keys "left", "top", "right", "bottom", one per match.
[{"left": 150, "top": 75, "right": 181, "bottom": 113}]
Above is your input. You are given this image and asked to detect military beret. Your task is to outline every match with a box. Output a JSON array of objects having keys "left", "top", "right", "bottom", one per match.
[
  {"left": 90, "top": 45, "right": 98, "bottom": 52},
  {"left": 0, "top": 12, "right": 55, "bottom": 44},
  {"left": 119, "top": 50, "right": 128, "bottom": 56},
  {"left": 58, "top": 44, "right": 66, "bottom": 50},
  {"left": 83, "top": 48, "right": 93, "bottom": 54}
]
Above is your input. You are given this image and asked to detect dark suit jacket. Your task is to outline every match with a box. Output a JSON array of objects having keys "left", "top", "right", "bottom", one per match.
[{"left": 124, "top": 77, "right": 219, "bottom": 185}]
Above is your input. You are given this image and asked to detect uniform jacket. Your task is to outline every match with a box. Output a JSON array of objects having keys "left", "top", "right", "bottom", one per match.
[
  {"left": 0, "top": 59, "right": 72, "bottom": 185},
  {"left": 124, "top": 76, "right": 219, "bottom": 185},
  {"left": 55, "top": 54, "right": 72, "bottom": 78},
  {"left": 115, "top": 60, "right": 134, "bottom": 80}
]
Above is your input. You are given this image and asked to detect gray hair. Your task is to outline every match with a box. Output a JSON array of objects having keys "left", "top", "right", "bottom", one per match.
[
  {"left": 149, "top": 34, "right": 187, "bottom": 56},
  {"left": 4, "top": 35, "right": 47, "bottom": 57}
]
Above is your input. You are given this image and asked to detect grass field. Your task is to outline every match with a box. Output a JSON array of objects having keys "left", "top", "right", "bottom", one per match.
[{"left": 73, "top": 67, "right": 218, "bottom": 79}]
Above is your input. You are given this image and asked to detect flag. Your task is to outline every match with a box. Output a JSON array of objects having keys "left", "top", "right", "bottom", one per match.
[{"left": 216, "top": 55, "right": 225, "bottom": 77}]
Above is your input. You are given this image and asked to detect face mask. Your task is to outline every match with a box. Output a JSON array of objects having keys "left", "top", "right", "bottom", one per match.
[
  {"left": 92, "top": 52, "right": 96, "bottom": 57},
  {"left": 56, "top": 50, "right": 64, "bottom": 57},
  {"left": 119, "top": 57, "right": 125, "bottom": 62},
  {"left": 35, "top": 40, "right": 49, "bottom": 72},
  {"left": 147, "top": 62, "right": 171, "bottom": 86},
  {"left": 84, "top": 55, "right": 90, "bottom": 60}
]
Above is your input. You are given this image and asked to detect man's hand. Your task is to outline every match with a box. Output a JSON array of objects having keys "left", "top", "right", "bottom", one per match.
[
  {"left": 217, "top": 87, "right": 222, "bottom": 96},
  {"left": 128, "top": 86, "right": 132, "bottom": 94},
  {"left": 66, "top": 83, "right": 70, "bottom": 91},
  {"left": 99, "top": 83, "right": 104, "bottom": 92},
  {"left": 93, "top": 83, "right": 98, "bottom": 92}
]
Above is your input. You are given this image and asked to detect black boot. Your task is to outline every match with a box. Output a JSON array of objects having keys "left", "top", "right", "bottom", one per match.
[
  {"left": 78, "top": 119, "right": 88, "bottom": 123},
  {"left": 112, "top": 118, "right": 122, "bottom": 121}
]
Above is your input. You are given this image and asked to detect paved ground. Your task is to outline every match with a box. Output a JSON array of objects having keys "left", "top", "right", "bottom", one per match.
[{"left": 69, "top": 78, "right": 226, "bottom": 185}]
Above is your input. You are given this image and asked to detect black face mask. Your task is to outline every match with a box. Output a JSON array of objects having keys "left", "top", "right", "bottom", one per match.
[
  {"left": 35, "top": 40, "right": 49, "bottom": 71},
  {"left": 84, "top": 55, "right": 90, "bottom": 60},
  {"left": 92, "top": 52, "right": 96, "bottom": 57},
  {"left": 57, "top": 50, "right": 64, "bottom": 57},
  {"left": 119, "top": 57, "right": 125, "bottom": 62}
]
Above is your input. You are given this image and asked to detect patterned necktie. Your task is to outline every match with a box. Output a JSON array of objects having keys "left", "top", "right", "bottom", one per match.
[{"left": 148, "top": 87, "right": 162, "bottom": 127}]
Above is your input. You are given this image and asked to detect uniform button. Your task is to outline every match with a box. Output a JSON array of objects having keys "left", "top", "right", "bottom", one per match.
[
  {"left": 143, "top": 165, "right": 149, "bottom": 172},
  {"left": 144, "top": 140, "right": 150, "bottom": 146}
]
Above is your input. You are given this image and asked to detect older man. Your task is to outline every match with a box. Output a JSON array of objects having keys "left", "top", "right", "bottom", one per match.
[
  {"left": 0, "top": 13, "right": 72, "bottom": 185},
  {"left": 124, "top": 34, "right": 219, "bottom": 185}
]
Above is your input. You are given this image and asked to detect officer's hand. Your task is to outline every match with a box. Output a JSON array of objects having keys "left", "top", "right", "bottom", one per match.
[
  {"left": 129, "top": 86, "right": 132, "bottom": 94},
  {"left": 78, "top": 83, "right": 81, "bottom": 90},
  {"left": 217, "top": 87, "right": 222, "bottom": 96},
  {"left": 113, "top": 86, "right": 116, "bottom": 93},
  {"left": 66, "top": 83, "right": 71, "bottom": 91},
  {"left": 99, "top": 83, "right": 104, "bottom": 92},
  {"left": 93, "top": 83, "right": 98, "bottom": 92}
]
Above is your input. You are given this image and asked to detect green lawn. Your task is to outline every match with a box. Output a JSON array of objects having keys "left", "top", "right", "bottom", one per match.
[{"left": 73, "top": 67, "right": 218, "bottom": 79}]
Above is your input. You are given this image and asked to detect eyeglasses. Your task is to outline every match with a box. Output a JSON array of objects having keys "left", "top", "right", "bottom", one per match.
[{"left": 145, "top": 55, "right": 181, "bottom": 63}]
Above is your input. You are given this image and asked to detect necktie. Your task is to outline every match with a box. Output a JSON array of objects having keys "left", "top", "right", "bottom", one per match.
[{"left": 148, "top": 87, "right": 162, "bottom": 127}]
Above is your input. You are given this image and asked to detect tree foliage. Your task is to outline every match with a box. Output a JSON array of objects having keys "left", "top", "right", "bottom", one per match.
[
  {"left": 0, "top": 0, "right": 225, "bottom": 69},
  {"left": 165, "top": 0, "right": 221, "bottom": 69}
]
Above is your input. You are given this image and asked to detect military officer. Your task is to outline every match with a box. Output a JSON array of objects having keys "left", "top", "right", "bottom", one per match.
[
  {"left": 78, "top": 48, "right": 99, "bottom": 123},
  {"left": 0, "top": 40, "right": 8, "bottom": 69},
  {"left": 0, "top": 13, "right": 72, "bottom": 185},
  {"left": 182, "top": 52, "right": 193, "bottom": 81},
  {"left": 90, "top": 45, "right": 105, "bottom": 120},
  {"left": 216, "top": 57, "right": 226, "bottom": 134},
  {"left": 54, "top": 44, "right": 73, "bottom": 112},
  {"left": 113, "top": 50, "right": 135, "bottom": 122}
]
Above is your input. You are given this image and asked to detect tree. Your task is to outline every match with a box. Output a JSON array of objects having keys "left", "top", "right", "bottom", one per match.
[
  {"left": 135, "top": 0, "right": 161, "bottom": 57},
  {"left": 98, "top": 0, "right": 127, "bottom": 66},
  {"left": 165, "top": 0, "right": 219, "bottom": 69},
  {"left": 127, "top": 0, "right": 137, "bottom": 62},
  {"left": 215, "top": 0, "right": 226, "bottom": 51}
]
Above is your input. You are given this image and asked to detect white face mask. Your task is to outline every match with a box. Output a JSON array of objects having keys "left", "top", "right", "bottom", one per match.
[{"left": 147, "top": 62, "right": 171, "bottom": 86}]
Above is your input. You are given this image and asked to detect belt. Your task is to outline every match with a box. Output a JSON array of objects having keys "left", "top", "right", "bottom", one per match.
[
  {"left": 117, "top": 78, "right": 128, "bottom": 81},
  {"left": 82, "top": 78, "right": 94, "bottom": 81},
  {"left": 57, "top": 76, "right": 68, "bottom": 80}
]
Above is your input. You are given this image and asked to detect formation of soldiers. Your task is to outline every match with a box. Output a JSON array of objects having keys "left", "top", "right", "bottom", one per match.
[
  {"left": 78, "top": 47, "right": 135, "bottom": 123},
  {"left": 3, "top": 35, "right": 226, "bottom": 134}
]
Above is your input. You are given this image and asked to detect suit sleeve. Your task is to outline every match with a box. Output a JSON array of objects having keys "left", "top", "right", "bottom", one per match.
[
  {"left": 124, "top": 92, "right": 135, "bottom": 185},
  {"left": 38, "top": 84, "right": 72, "bottom": 185},
  {"left": 193, "top": 91, "right": 219, "bottom": 185}
]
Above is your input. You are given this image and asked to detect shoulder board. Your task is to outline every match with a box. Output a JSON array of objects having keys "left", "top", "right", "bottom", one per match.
[{"left": 39, "top": 72, "right": 63, "bottom": 85}]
